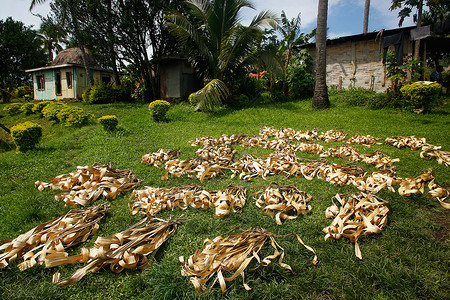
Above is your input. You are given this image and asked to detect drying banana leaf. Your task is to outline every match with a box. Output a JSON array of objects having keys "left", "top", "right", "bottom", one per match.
[
  {"left": 427, "top": 181, "right": 450, "bottom": 209},
  {"left": 255, "top": 184, "right": 312, "bottom": 225},
  {"left": 323, "top": 193, "right": 389, "bottom": 260},
  {"left": 0, "top": 204, "right": 108, "bottom": 270},
  {"left": 351, "top": 169, "right": 399, "bottom": 193},
  {"left": 142, "top": 149, "right": 181, "bottom": 166},
  {"left": 180, "top": 227, "right": 317, "bottom": 294},
  {"left": 320, "top": 144, "right": 361, "bottom": 162},
  {"left": 420, "top": 147, "right": 450, "bottom": 167},
  {"left": 35, "top": 163, "right": 141, "bottom": 206},
  {"left": 292, "top": 142, "right": 325, "bottom": 154},
  {"left": 360, "top": 151, "right": 400, "bottom": 168},
  {"left": 259, "top": 126, "right": 319, "bottom": 141},
  {"left": 346, "top": 134, "right": 377, "bottom": 146},
  {"left": 231, "top": 154, "right": 269, "bottom": 181},
  {"left": 50, "top": 217, "right": 181, "bottom": 287},
  {"left": 189, "top": 134, "right": 249, "bottom": 147},
  {"left": 398, "top": 168, "right": 434, "bottom": 196},
  {"left": 162, "top": 158, "right": 230, "bottom": 182},
  {"left": 384, "top": 136, "right": 428, "bottom": 150},
  {"left": 195, "top": 145, "right": 236, "bottom": 163},
  {"left": 317, "top": 130, "right": 347, "bottom": 143},
  {"left": 213, "top": 186, "right": 247, "bottom": 218}
]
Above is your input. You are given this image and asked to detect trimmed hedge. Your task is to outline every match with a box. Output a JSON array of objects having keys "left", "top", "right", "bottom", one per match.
[
  {"left": 3, "top": 103, "right": 22, "bottom": 115},
  {"left": 32, "top": 101, "right": 52, "bottom": 115},
  {"left": 400, "top": 82, "right": 442, "bottom": 112},
  {"left": 20, "top": 103, "right": 35, "bottom": 115},
  {"left": 10, "top": 121, "right": 42, "bottom": 152},
  {"left": 42, "top": 102, "right": 66, "bottom": 121},
  {"left": 98, "top": 115, "right": 118, "bottom": 132},
  {"left": 148, "top": 100, "right": 170, "bottom": 122}
]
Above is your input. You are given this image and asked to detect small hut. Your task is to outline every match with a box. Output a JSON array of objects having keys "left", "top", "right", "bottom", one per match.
[{"left": 26, "top": 47, "right": 114, "bottom": 101}]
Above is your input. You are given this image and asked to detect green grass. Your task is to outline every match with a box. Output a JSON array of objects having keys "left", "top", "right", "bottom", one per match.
[{"left": 0, "top": 99, "right": 449, "bottom": 299}]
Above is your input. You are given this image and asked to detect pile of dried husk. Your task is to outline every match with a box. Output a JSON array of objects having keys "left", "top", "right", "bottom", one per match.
[
  {"left": 35, "top": 163, "right": 141, "bottom": 206},
  {"left": 346, "top": 134, "right": 377, "bottom": 146},
  {"left": 0, "top": 204, "right": 108, "bottom": 270},
  {"left": 180, "top": 227, "right": 317, "bottom": 294},
  {"left": 259, "top": 126, "right": 319, "bottom": 141},
  {"left": 384, "top": 135, "right": 428, "bottom": 150},
  {"left": 323, "top": 193, "right": 389, "bottom": 259},
  {"left": 130, "top": 184, "right": 247, "bottom": 218},
  {"left": 255, "top": 184, "right": 312, "bottom": 225},
  {"left": 321, "top": 145, "right": 399, "bottom": 168},
  {"left": 420, "top": 146, "right": 450, "bottom": 167},
  {"left": 142, "top": 148, "right": 181, "bottom": 166},
  {"left": 292, "top": 142, "right": 325, "bottom": 154},
  {"left": 317, "top": 130, "right": 347, "bottom": 142},
  {"left": 50, "top": 217, "right": 181, "bottom": 287}
]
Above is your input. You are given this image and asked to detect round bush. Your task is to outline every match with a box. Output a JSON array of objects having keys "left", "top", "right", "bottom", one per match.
[
  {"left": 64, "top": 108, "right": 93, "bottom": 127},
  {"left": 148, "top": 100, "right": 170, "bottom": 122},
  {"left": 98, "top": 115, "right": 119, "bottom": 132},
  {"left": 400, "top": 82, "right": 442, "bottom": 112},
  {"left": 20, "top": 103, "right": 35, "bottom": 115},
  {"left": 10, "top": 121, "right": 42, "bottom": 152},
  {"left": 82, "top": 86, "right": 93, "bottom": 103},
  {"left": 32, "top": 101, "right": 52, "bottom": 115},
  {"left": 42, "top": 102, "right": 67, "bottom": 121},
  {"left": 87, "top": 83, "right": 115, "bottom": 104},
  {"left": 3, "top": 103, "right": 22, "bottom": 115}
]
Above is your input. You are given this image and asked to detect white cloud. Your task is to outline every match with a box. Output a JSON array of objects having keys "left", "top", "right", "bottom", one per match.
[{"left": 0, "top": 0, "right": 51, "bottom": 29}]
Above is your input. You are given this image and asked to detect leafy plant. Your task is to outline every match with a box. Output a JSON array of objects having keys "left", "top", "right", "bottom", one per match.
[
  {"left": 10, "top": 121, "right": 42, "bottom": 152},
  {"left": 82, "top": 86, "right": 93, "bottom": 103},
  {"left": 20, "top": 103, "right": 35, "bottom": 115},
  {"left": 32, "top": 101, "right": 52, "bottom": 115},
  {"left": 98, "top": 115, "right": 119, "bottom": 132},
  {"left": 188, "top": 79, "right": 230, "bottom": 112},
  {"left": 287, "top": 50, "right": 314, "bottom": 99},
  {"left": 56, "top": 106, "right": 92, "bottom": 127},
  {"left": 148, "top": 100, "right": 170, "bottom": 122},
  {"left": 86, "top": 82, "right": 115, "bottom": 104},
  {"left": 3, "top": 103, "right": 22, "bottom": 115},
  {"left": 400, "top": 82, "right": 442, "bottom": 112},
  {"left": 42, "top": 102, "right": 66, "bottom": 121}
]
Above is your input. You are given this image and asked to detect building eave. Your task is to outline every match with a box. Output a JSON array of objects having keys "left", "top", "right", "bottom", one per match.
[{"left": 26, "top": 64, "right": 113, "bottom": 73}]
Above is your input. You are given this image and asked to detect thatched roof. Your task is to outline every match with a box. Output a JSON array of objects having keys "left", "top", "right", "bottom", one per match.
[{"left": 51, "top": 47, "right": 98, "bottom": 67}]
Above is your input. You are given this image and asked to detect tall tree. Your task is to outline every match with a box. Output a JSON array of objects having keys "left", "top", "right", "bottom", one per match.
[
  {"left": 363, "top": 0, "right": 370, "bottom": 34},
  {"left": 312, "top": 0, "right": 330, "bottom": 109},
  {"left": 37, "top": 15, "right": 67, "bottom": 62},
  {"left": 0, "top": 18, "right": 46, "bottom": 102},
  {"left": 166, "top": 0, "right": 277, "bottom": 81}
]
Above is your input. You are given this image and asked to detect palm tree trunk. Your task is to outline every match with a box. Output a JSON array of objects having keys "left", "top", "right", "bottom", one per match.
[
  {"left": 414, "top": 0, "right": 423, "bottom": 60},
  {"left": 363, "top": 0, "right": 370, "bottom": 34},
  {"left": 312, "top": 0, "right": 330, "bottom": 110}
]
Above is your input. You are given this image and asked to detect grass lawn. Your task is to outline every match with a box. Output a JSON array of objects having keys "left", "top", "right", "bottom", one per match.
[{"left": 0, "top": 98, "right": 449, "bottom": 299}]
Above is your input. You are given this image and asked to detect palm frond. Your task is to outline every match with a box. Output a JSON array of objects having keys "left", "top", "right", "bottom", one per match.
[{"left": 190, "top": 79, "right": 230, "bottom": 112}]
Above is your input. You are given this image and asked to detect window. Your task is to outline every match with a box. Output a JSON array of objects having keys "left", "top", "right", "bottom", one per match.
[
  {"left": 55, "top": 72, "right": 62, "bottom": 95},
  {"left": 36, "top": 75, "right": 45, "bottom": 90},
  {"left": 101, "top": 74, "right": 111, "bottom": 84},
  {"left": 66, "top": 72, "right": 72, "bottom": 89}
]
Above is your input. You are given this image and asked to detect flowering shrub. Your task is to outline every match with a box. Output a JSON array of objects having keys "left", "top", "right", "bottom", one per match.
[
  {"left": 148, "top": 100, "right": 170, "bottom": 122},
  {"left": 10, "top": 121, "right": 42, "bottom": 152},
  {"left": 98, "top": 115, "right": 119, "bottom": 132},
  {"left": 132, "top": 78, "right": 145, "bottom": 101},
  {"left": 400, "top": 82, "right": 442, "bottom": 112}
]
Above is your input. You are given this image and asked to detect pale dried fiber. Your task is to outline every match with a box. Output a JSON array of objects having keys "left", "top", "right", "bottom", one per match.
[
  {"left": 323, "top": 193, "right": 389, "bottom": 260},
  {"left": 346, "top": 134, "right": 377, "bottom": 146},
  {"left": 320, "top": 144, "right": 361, "bottom": 162},
  {"left": 420, "top": 147, "right": 450, "bottom": 167},
  {"left": 351, "top": 169, "right": 399, "bottom": 193},
  {"left": 162, "top": 159, "right": 228, "bottom": 182},
  {"left": 231, "top": 154, "right": 268, "bottom": 181},
  {"left": 180, "top": 227, "right": 317, "bottom": 294},
  {"left": 384, "top": 136, "right": 428, "bottom": 150},
  {"left": 0, "top": 204, "right": 108, "bottom": 270},
  {"left": 427, "top": 182, "right": 450, "bottom": 209},
  {"left": 195, "top": 145, "right": 236, "bottom": 163},
  {"left": 50, "top": 217, "right": 181, "bottom": 287},
  {"left": 359, "top": 151, "right": 400, "bottom": 168},
  {"left": 141, "top": 149, "right": 181, "bottom": 166},
  {"left": 398, "top": 168, "right": 435, "bottom": 196},
  {"left": 189, "top": 134, "right": 249, "bottom": 146},
  {"left": 255, "top": 184, "right": 312, "bottom": 225},
  {"left": 259, "top": 126, "right": 319, "bottom": 141},
  {"left": 292, "top": 142, "right": 325, "bottom": 154},
  {"left": 131, "top": 184, "right": 247, "bottom": 218},
  {"left": 317, "top": 130, "right": 347, "bottom": 142},
  {"left": 35, "top": 163, "right": 141, "bottom": 206}
]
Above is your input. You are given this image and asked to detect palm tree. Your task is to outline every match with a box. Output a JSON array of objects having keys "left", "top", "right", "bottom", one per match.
[
  {"left": 312, "top": 0, "right": 330, "bottom": 109},
  {"left": 37, "top": 16, "right": 67, "bottom": 62},
  {"left": 166, "top": 0, "right": 277, "bottom": 81},
  {"left": 363, "top": 0, "right": 370, "bottom": 34}
]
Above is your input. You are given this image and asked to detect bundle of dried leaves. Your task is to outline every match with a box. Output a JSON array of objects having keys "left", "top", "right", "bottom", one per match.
[
  {"left": 292, "top": 142, "right": 325, "bottom": 154},
  {"left": 323, "top": 193, "right": 389, "bottom": 259},
  {"left": 420, "top": 146, "right": 450, "bottom": 167},
  {"left": 346, "top": 134, "right": 377, "bottom": 146},
  {"left": 384, "top": 136, "right": 428, "bottom": 150},
  {"left": 180, "top": 227, "right": 317, "bottom": 294},
  {"left": 195, "top": 145, "right": 236, "bottom": 163},
  {"left": 142, "top": 149, "right": 181, "bottom": 166},
  {"left": 50, "top": 217, "right": 181, "bottom": 287},
  {"left": 35, "top": 163, "right": 141, "bottom": 206},
  {"left": 255, "top": 184, "right": 312, "bottom": 225},
  {"left": 351, "top": 169, "right": 399, "bottom": 193},
  {"left": 0, "top": 204, "right": 109, "bottom": 270},
  {"left": 317, "top": 130, "right": 347, "bottom": 142}
]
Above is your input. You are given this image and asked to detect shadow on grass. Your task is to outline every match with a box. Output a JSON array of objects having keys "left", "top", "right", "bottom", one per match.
[{"left": 0, "top": 139, "right": 15, "bottom": 152}]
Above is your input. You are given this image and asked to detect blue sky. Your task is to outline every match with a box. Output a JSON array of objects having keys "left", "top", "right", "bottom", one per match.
[{"left": 1, "top": 0, "right": 417, "bottom": 39}]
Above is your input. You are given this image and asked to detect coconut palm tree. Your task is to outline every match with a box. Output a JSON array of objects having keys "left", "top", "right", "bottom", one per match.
[
  {"left": 37, "top": 16, "right": 67, "bottom": 62},
  {"left": 363, "top": 0, "right": 370, "bottom": 34},
  {"left": 166, "top": 0, "right": 277, "bottom": 81},
  {"left": 312, "top": 0, "right": 330, "bottom": 109}
]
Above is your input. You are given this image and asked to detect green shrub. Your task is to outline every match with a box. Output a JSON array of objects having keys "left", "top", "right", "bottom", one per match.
[
  {"left": 400, "top": 82, "right": 442, "bottom": 112},
  {"left": 20, "top": 103, "right": 35, "bottom": 115},
  {"left": 64, "top": 108, "right": 93, "bottom": 127},
  {"left": 366, "top": 93, "right": 390, "bottom": 110},
  {"left": 287, "top": 50, "right": 315, "bottom": 99},
  {"left": 233, "top": 94, "right": 249, "bottom": 108},
  {"left": 333, "top": 88, "right": 377, "bottom": 107},
  {"left": 42, "top": 102, "right": 67, "bottom": 121},
  {"left": 82, "top": 86, "right": 93, "bottom": 103},
  {"left": 148, "top": 100, "right": 170, "bottom": 121},
  {"left": 188, "top": 93, "right": 199, "bottom": 109},
  {"left": 98, "top": 115, "right": 119, "bottom": 132},
  {"left": 55, "top": 106, "right": 73, "bottom": 123},
  {"left": 10, "top": 121, "right": 42, "bottom": 152},
  {"left": 3, "top": 103, "right": 22, "bottom": 115},
  {"left": 86, "top": 82, "right": 115, "bottom": 104},
  {"left": 113, "top": 85, "right": 133, "bottom": 102},
  {"left": 32, "top": 101, "right": 52, "bottom": 115}
]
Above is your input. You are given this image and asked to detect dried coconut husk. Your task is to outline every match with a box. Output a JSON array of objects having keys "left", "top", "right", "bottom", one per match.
[
  {"left": 292, "top": 142, "right": 325, "bottom": 154},
  {"left": 346, "top": 134, "right": 377, "bottom": 146},
  {"left": 420, "top": 146, "right": 450, "bottom": 167},
  {"left": 351, "top": 169, "right": 399, "bottom": 193},
  {"left": 359, "top": 151, "right": 400, "bottom": 168},
  {"left": 50, "top": 217, "right": 181, "bottom": 287},
  {"left": 180, "top": 227, "right": 317, "bottom": 294},
  {"left": 141, "top": 149, "right": 181, "bottom": 166},
  {"left": 317, "top": 130, "right": 347, "bottom": 142},
  {"left": 35, "top": 163, "right": 141, "bottom": 206},
  {"left": 384, "top": 136, "right": 427, "bottom": 150},
  {"left": 320, "top": 144, "right": 361, "bottom": 162},
  {"left": 0, "top": 204, "right": 109, "bottom": 270},
  {"left": 255, "top": 184, "right": 312, "bottom": 225},
  {"left": 323, "top": 193, "right": 389, "bottom": 260},
  {"left": 195, "top": 145, "right": 236, "bottom": 163}
]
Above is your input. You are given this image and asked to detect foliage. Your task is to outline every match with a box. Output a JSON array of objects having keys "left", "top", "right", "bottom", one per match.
[
  {"left": 287, "top": 50, "right": 315, "bottom": 99},
  {"left": 166, "top": 0, "right": 277, "bottom": 81},
  {"left": 333, "top": 88, "right": 379, "bottom": 107},
  {"left": 64, "top": 108, "right": 93, "bottom": 127},
  {"left": 113, "top": 85, "right": 133, "bottom": 103},
  {"left": 3, "top": 103, "right": 22, "bottom": 115},
  {"left": 10, "top": 121, "right": 42, "bottom": 152},
  {"left": 32, "top": 101, "right": 52, "bottom": 115},
  {"left": 82, "top": 86, "right": 93, "bottom": 103},
  {"left": 98, "top": 115, "right": 119, "bottom": 132},
  {"left": 188, "top": 79, "right": 230, "bottom": 112},
  {"left": 13, "top": 86, "right": 34, "bottom": 101},
  {"left": 0, "top": 18, "right": 46, "bottom": 103},
  {"left": 390, "top": 0, "right": 450, "bottom": 26},
  {"left": 131, "top": 79, "right": 145, "bottom": 101},
  {"left": 42, "top": 102, "right": 66, "bottom": 121},
  {"left": 400, "top": 82, "right": 442, "bottom": 112},
  {"left": 148, "top": 100, "right": 170, "bottom": 122},
  {"left": 86, "top": 82, "right": 115, "bottom": 104},
  {"left": 37, "top": 14, "right": 68, "bottom": 62},
  {"left": 20, "top": 103, "right": 35, "bottom": 115},
  {"left": 231, "top": 75, "right": 265, "bottom": 100},
  {"left": 385, "top": 51, "right": 422, "bottom": 92}
]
